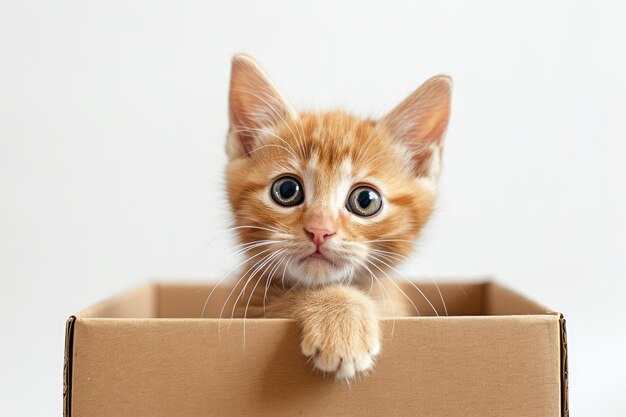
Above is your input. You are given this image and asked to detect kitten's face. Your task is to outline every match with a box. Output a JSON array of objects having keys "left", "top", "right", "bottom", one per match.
[{"left": 225, "top": 55, "right": 451, "bottom": 288}]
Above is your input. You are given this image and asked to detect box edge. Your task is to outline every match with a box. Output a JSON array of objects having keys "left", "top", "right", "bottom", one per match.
[
  {"left": 63, "top": 315, "right": 76, "bottom": 417},
  {"left": 559, "top": 314, "right": 569, "bottom": 417}
]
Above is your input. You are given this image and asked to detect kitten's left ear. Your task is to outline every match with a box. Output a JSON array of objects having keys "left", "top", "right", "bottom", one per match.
[
  {"left": 227, "top": 54, "right": 297, "bottom": 159},
  {"left": 379, "top": 75, "right": 452, "bottom": 180}
]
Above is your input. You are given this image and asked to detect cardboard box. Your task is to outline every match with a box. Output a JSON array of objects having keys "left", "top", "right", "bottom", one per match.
[{"left": 64, "top": 281, "right": 568, "bottom": 417}]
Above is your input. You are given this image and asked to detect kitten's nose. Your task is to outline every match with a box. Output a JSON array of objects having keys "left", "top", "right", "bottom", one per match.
[{"left": 305, "top": 226, "right": 335, "bottom": 248}]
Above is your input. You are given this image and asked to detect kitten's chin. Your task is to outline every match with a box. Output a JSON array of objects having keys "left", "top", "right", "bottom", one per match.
[{"left": 287, "top": 257, "right": 355, "bottom": 288}]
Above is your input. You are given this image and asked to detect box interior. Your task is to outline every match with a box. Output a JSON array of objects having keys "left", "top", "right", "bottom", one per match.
[{"left": 75, "top": 280, "right": 554, "bottom": 319}]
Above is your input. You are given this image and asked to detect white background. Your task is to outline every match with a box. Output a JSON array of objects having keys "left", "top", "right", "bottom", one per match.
[{"left": 1, "top": 1, "right": 624, "bottom": 415}]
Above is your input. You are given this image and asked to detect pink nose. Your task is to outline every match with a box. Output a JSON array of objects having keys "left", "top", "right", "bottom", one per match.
[{"left": 306, "top": 227, "right": 335, "bottom": 247}]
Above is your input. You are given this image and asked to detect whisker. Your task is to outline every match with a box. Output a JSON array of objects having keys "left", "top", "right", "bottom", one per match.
[
  {"left": 280, "top": 256, "right": 293, "bottom": 290},
  {"left": 368, "top": 248, "right": 407, "bottom": 263},
  {"left": 356, "top": 259, "right": 390, "bottom": 310},
  {"left": 359, "top": 239, "right": 417, "bottom": 244},
  {"left": 263, "top": 251, "right": 288, "bottom": 316},
  {"left": 367, "top": 253, "right": 439, "bottom": 316},
  {"left": 235, "top": 215, "right": 291, "bottom": 235},
  {"left": 229, "top": 240, "right": 284, "bottom": 259},
  {"left": 355, "top": 258, "right": 396, "bottom": 336},
  {"left": 200, "top": 247, "right": 276, "bottom": 318},
  {"left": 218, "top": 251, "right": 275, "bottom": 321},
  {"left": 230, "top": 249, "right": 284, "bottom": 321},
  {"left": 260, "top": 252, "right": 285, "bottom": 314},
  {"left": 392, "top": 256, "right": 449, "bottom": 317},
  {"left": 241, "top": 249, "right": 286, "bottom": 348},
  {"left": 363, "top": 257, "right": 421, "bottom": 317},
  {"left": 228, "top": 225, "right": 290, "bottom": 235}
]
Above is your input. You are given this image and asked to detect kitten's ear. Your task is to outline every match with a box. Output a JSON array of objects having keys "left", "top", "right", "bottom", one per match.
[
  {"left": 379, "top": 75, "right": 452, "bottom": 179},
  {"left": 227, "top": 54, "right": 296, "bottom": 159}
]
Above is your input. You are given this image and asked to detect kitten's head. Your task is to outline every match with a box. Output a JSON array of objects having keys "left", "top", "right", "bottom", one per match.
[{"left": 225, "top": 55, "right": 451, "bottom": 288}]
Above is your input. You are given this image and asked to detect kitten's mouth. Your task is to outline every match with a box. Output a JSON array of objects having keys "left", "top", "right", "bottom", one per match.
[{"left": 301, "top": 250, "right": 334, "bottom": 265}]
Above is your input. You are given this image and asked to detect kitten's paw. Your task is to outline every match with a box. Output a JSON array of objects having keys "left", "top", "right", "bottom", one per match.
[
  {"left": 299, "top": 287, "right": 381, "bottom": 380},
  {"left": 301, "top": 334, "right": 381, "bottom": 380}
]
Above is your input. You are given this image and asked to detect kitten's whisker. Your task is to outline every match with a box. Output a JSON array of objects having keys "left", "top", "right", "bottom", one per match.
[
  {"left": 228, "top": 225, "right": 290, "bottom": 235},
  {"left": 242, "top": 249, "right": 286, "bottom": 347},
  {"left": 355, "top": 259, "right": 396, "bottom": 336},
  {"left": 200, "top": 247, "right": 276, "bottom": 318},
  {"left": 367, "top": 254, "right": 439, "bottom": 317},
  {"left": 280, "top": 256, "right": 292, "bottom": 290},
  {"left": 218, "top": 251, "right": 275, "bottom": 321},
  {"left": 230, "top": 240, "right": 284, "bottom": 259},
  {"left": 354, "top": 259, "right": 392, "bottom": 311},
  {"left": 368, "top": 249, "right": 407, "bottom": 263},
  {"left": 231, "top": 239, "right": 279, "bottom": 252},
  {"left": 262, "top": 251, "right": 288, "bottom": 316},
  {"left": 368, "top": 248, "right": 408, "bottom": 258},
  {"left": 363, "top": 248, "right": 430, "bottom": 311},
  {"left": 363, "top": 257, "right": 421, "bottom": 317},
  {"left": 217, "top": 250, "right": 276, "bottom": 342},
  {"left": 263, "top": 249, "right": 287, "bottom": 317},
  {"left": 236, "top": 216, "right": 291, "bottom": 235},
  {"left": 388, "top": 255, "right": 449, "bottom": 317},
  {"left": 359, "top": 239, "right": 417, "bottom": 244},
  {"left": 426, "top": 272, "right": 449, "bottom": 317},
  {"left": 193, "top": 223, "right": 283, "bottom": 256},
  {"left": 231, "top": 249, "right": 284, "bottom": 321}
]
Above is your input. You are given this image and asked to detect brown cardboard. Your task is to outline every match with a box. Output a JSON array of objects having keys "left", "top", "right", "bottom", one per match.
[{"left": 64, "top": 281, "right": 568, "bottom": 417}]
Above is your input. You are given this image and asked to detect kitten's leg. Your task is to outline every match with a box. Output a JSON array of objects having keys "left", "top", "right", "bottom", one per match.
[{"left": 270, "top": 285, "right": 380, "bottom": 380}]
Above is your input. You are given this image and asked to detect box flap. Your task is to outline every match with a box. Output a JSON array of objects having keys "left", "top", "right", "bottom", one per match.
[
  {"left": 75, "top": 283, "right": 156, "bottom": 319},
  {"left": 485, "top": 282, "right": 554, "bottom": 315}
]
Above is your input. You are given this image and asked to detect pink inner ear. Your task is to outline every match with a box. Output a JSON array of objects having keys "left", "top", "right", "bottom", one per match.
[
  {"left": 228, "top": 56, "right": 296, "bottom": 158},
  {"left": 236, "top": 129, "right": 257, "bottom": 155},
  {"left": 379, "top": 76, "right": 452, "bottom": 177}
]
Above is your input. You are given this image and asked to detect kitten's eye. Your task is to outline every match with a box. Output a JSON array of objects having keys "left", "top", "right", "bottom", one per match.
[
  {"left": 271, "top": 176, "right": 304, "bottom": 207},
  {"left": 346, "top": 186, "right": 382, "bottom": 217}
]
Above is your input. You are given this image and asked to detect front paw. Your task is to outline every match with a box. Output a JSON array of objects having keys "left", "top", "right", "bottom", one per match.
[{"left": 298, "top": 287, "right": 381, "bottom": 380}]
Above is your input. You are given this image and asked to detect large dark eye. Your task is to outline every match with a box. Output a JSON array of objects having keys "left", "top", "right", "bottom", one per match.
[
  {"left": 271, "top": 176, "right": 304, "bottom": 207},
  {"left": 346, "top": 186, "right": 382, "bottom": 217}
]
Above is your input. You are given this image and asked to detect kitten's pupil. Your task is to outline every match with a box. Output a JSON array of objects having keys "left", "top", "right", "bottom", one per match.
[
  {"left": 358, "top": 191, "right": 374, "bottom": 209},
  {"left": 280, "top": 181, "right": 297, "bottom": 199}
]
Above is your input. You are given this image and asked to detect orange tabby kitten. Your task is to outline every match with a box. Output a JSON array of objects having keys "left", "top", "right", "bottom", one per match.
[{"left": 224, "top": 55, "right": 451, "bottom": 380}]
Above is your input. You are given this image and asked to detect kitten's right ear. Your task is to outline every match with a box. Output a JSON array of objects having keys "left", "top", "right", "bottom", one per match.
[{"left": 227, "top": 54, "right": 296, "bottom": 159}]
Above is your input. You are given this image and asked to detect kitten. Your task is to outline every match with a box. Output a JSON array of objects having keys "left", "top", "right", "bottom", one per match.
[{"left": 223, "top": 54, "right": 451, "bottom": 380}]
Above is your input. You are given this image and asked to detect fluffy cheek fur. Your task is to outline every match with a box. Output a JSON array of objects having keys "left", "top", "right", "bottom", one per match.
[{"left": 225, "top": 114, "right": 437, "bottom": 288}]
